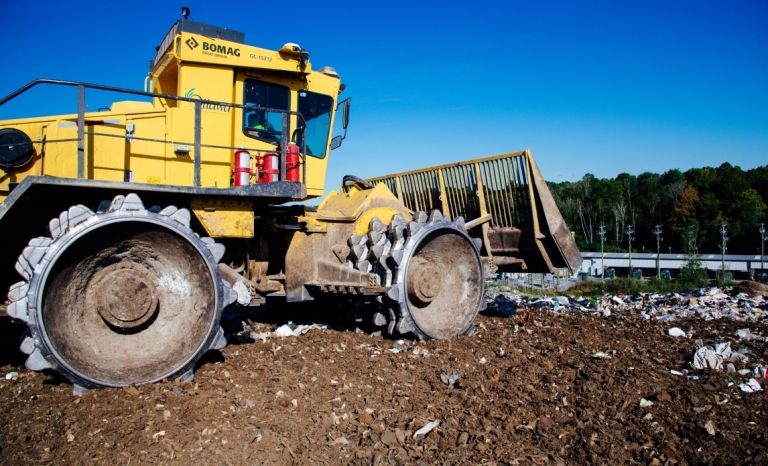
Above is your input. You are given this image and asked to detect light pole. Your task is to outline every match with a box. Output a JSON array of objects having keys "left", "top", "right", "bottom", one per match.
[
  {"left": 760, "top": 223, "right": 766, "bottom": 279},
  {"left": 653, "top": 224, "right": 663, "bottom": 279},
  {"left": 626, "top": 224, "right": 635, "bottom": 277},
  {"left": 598, "top": 224, "right": 606, "bottom": 280},
  {"left": 720, "top": 223, "right": 728, "bottom": 281}
]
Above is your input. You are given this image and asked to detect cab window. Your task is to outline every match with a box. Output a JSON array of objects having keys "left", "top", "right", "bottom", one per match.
[
  {"left": 297, "top": 90, "right": 334, "bottom": 158},
  {"left": 243, "top": 80, "right": 289, "bottom": 145}
]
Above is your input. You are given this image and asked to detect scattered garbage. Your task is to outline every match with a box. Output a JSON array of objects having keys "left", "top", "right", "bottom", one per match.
[
  {"left": 490, "top": 294, "right": 517, "bottom": 315},
  {"left": 251, "top": 332, "right": 270, "bottom": 343},
  {"left": 329, "top": 436, "right": 349, "bottom": 446},
  {"left": 4, "top": 371, "right": 18, "bottom": 380},
  {"left": 639, "top": 398, "right": 654, "bottom": 408},
  {"left": 736, "top": 328, "right": 766, "bottom": 342},
  {"left": 274, "top": 322, "right": 329, "bottom": 338},
  {"left": 668, "top": 327, "right": 687, "bottom": 337},
  {"left": 485, "top": 285, "right": 767, "bottom": 323},
  {"left": 705, "top": 420, "right": 716, "bottom": 436},
  {"left": 693, "top": 343, "right": 732, "bottom": 370},
  {"left": 440, "top": 371, "right": 459, "bottom": 387},
  {"left": 273, "top": 324, "right": 296, "bottom": 337},
  {"left": 232, "top": 281, "right": 251, "bottom": 306},
  {"left": 755, "top": 365, "right": 767, "bottom": 379},
  {"left": 413, "top": 420, "right": 440, "bottom": 439},
  {"left": 589, "top": 351, "right": 612, "bottom": 360},
  {"left": 738, "top": 378, "right": 763, "bottom": 393},
  {"left": 242, "top": 321, "right": 331, "bottom": 342}
]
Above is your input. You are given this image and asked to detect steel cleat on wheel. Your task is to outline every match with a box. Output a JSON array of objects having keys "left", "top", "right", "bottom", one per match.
[
  {"left": 346, "top": 210, "right": 484, "bottom": 340},
  {"left": 387, "top": 210, "right": 484, "bottom": 340}
]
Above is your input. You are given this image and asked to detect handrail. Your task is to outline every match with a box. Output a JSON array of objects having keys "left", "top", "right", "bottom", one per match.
[{"left": 0, "top": 79, "right": 309, "bottom": 187}]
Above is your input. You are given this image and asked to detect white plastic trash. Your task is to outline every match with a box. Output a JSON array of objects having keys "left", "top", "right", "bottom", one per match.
[
  {"left": 273, "top": 325, "right": 296, "bottom": 337},
  {"left": 413, "top": 420, "right": 440, "bottom": 438},
  {"left": 667, "top": 327, "right": 686, "bottom": 337},
  {"left": 693, "top": 342, "right": 731, "bottom": 371},
  {"left": 739, "top": 378, "right": 763, "bottom": 393}
]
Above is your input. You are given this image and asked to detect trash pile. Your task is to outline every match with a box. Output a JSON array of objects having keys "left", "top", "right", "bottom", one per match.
[
  {"left": 232, "top": 320, "right": 330, "bottom": 344},
  {"left": 671, "top": 331, "right": 767, "bottom": 394},
  {"left": 486, "top": 285, "right": 767, "bottom": 323}
]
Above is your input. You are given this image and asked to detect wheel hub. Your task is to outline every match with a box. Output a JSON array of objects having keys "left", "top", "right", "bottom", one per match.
[
  {"left": 406, "top": 255, "right": 441, "bottom": 304},
  {"left": 403, "top": 229, "right": 483, "bottom": 339},
  {"left": 91, "top": 262, "right": 158, "bottom": 329}
]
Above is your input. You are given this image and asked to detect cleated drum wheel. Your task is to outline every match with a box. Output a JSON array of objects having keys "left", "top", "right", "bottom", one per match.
[
  {"left": 6, "top": 194, "right": 233, "bottom": 388},
  {"left": 349, "top": 210, "right": 485, "bottom": 340}
]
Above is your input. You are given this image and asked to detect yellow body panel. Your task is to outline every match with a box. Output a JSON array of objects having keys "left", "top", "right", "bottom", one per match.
[
  {"left": 0, "top": 21, "right": 342, "bottom": 202},
  {"left": 191, "top": 198, "right": 255, "bottom": 238},
  {"left": 176, "top": 32, "right": 311, "bottom": 75},
  {"left": 315, "top": 183, "right": 411, "bottom": 235}
]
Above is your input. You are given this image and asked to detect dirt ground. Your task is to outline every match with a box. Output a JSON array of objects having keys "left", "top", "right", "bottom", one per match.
[{"left": 1, "top": 299, "right": 767, "bottom": 465}]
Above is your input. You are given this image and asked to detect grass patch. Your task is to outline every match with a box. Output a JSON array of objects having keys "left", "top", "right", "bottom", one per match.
[
  {"left": 485, "top": 276, "right": 723, "bottom": 298},
  {"left": 567, "top": 278, "right": 692, "bottom": 297},
  {"left": 485, "top": 282, "right": 551, "bottom": 297}
]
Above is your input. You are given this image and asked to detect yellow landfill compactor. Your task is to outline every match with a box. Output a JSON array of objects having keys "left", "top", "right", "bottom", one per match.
[{"left": 0, "top": 12, "right": 581, "bottom": 389}]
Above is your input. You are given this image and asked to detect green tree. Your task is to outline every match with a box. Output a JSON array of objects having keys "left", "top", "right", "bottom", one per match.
[
  {"left": 669, "top": 186, "right": 699, "bottom": 233},
  {"left": 549, "top": 181, "right": 579, "bottom": 232},
  {"left": 714, "top": 162, "right": 749, "bottom": 208},
  {"left": 746, "top": 166, "right": 768, "bottom": 212},
  {"left": 685, "top": 167, "right": 717, "bottom": 194},
  {"left": 574, "top": 174, "right": 597, "bottom": 245},
  {"left": 735, "top": 188, "right": 767, "bottom": 231},
  {"left": 616, "top": 172, "right": 639, "bottom": 225},
  {"left": 660, "top": 168, "right": 687, "bottom": 224},
  {"left": 660, "top": 168, "right": 685, "bottom": 187},
  {"left": 593, "top": 177, "right": 623, "bottom": 242},
  {"left": 637, "top": 172, "right": 664, "bottom": 222},
  {"left": 677, "top": 223, "right": 707, "bottom": 287}
]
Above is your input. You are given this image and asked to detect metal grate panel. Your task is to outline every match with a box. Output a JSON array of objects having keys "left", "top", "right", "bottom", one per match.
[{"left": 367, "top": 151, "right": 532, "bottom": 228}]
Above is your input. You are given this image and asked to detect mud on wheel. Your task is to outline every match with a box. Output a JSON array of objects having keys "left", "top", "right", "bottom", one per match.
[
  {"left": 347, "top": 210, "right": 486, "bottom": 340},
  {"left": 5, "top": 193, "right": 235, "bottom": 389}
]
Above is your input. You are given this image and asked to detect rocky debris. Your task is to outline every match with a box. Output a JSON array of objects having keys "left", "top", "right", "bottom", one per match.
[
  {"left": 2, "top": 283, "right": 768, "bottom": 464},
  {"left": 485, "top": 284, "right": 768, "bottom": 424},
  {"left": 737, "top": 280, "right": 768, "bottom": 297}
]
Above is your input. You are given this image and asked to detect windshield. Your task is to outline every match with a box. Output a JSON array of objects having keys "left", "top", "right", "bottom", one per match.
[
  {"left": 297, "top": 90, "right": 334, "bottom": 158},
  {"left": 243, "top": 79, "right": 289, "bottom": 145}
]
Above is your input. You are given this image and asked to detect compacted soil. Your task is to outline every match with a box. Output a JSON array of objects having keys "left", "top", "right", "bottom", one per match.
[{"left": 0, "top": 303, "right": 766, "bottom": 465}]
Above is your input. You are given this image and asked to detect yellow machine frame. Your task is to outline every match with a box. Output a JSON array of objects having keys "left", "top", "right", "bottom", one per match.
[{"left": 0, "top": 20, "right": 345, "bottom": 202}]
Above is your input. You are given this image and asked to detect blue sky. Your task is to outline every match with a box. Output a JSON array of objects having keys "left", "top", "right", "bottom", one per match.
[{"left": 1, "top": 0, "right": 766, "bottom": 192}]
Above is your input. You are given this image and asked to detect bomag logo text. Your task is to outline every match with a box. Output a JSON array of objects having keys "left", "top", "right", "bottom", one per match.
[{"left": 201, "top": 42, "right": 240, "bottom": 58}]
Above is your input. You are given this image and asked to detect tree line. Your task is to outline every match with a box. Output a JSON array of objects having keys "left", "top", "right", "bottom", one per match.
[{"left": 548, "top": 163, "right": 768, "bottom": 255}]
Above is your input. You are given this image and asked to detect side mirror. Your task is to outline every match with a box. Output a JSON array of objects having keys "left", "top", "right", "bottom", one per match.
[
  {"left": 342, "top": 98, "right": 350, "bottom": 129},
  {"left": 331, "top": 98, "right": 351, "bottom": 151}
]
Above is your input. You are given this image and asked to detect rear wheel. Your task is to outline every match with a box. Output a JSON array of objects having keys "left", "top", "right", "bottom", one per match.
[{"left": 6, "top": 194, "right": 234, "bottom": 388}]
